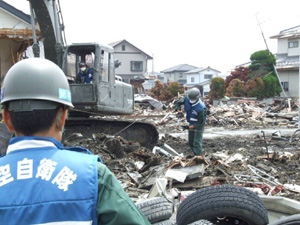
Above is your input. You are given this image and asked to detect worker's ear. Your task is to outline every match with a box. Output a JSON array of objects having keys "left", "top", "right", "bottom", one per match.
[
  {"left": 2, "top": 109, "right": 15, "bottom": 132},
  {"left": 56, "top": 109, "right": 68, "bottom": 132}
]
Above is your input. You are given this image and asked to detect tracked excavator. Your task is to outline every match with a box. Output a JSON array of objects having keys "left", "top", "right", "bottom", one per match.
[{"left": 0, "top": 0, "right": 158, "bottom": 154}]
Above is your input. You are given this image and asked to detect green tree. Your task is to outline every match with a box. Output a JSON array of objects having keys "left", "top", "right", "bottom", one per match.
[
  {"left": 168, "top": 82, "right": 184, "bottom": 97},
  {"left": 209, "top": 77, "right": 225, "bottom": 103},
  {"left": 249, "top": 50, "right": 276, "bottom": 77},
  {"left": 261, "top": 73, "right": 277, "bottom": 97}
]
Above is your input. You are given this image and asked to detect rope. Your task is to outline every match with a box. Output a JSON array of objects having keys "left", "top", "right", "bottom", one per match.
[{"left": 68, "top": 108, "right": 139, "bottom": 143}]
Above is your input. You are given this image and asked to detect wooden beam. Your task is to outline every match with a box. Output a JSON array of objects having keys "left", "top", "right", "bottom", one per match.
[{"left": 0, "top": 28, "right": 41, "bottom": 38}]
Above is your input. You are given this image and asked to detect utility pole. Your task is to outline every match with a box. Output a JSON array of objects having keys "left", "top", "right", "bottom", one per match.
[
  {"left": 255, "top": 13, "right": 287, "bottom": 98},
  {"left": 152, "top": 53, "right": 154, "bottom": 74},
  {"left": 298, "top": 38, "right": 300, "bottom": 128}
]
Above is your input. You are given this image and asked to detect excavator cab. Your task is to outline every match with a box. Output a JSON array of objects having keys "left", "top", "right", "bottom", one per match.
[
  {"left": 28, "top": 0, "right": 134, "bottom": 116},
  {"left": 62, "top": 43, "right": 134, "bottom": 115},
  {"left": 0, "top": 0, "right": 158, "bottom": 148}
]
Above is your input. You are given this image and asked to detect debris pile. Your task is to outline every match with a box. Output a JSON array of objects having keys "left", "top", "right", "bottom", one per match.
[
  {"left": 61, "top": 97, "right": 300, "bottom": 206},
  {"left": 63, "top": 125, "right": 300, "bottom": 202},
  {"left": 128, "top": 96, "right": 299, "bottom": 135}
]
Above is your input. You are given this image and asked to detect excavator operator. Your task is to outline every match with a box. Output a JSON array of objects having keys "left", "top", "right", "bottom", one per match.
[{"left": 77, "top": 61, "right": 93, "bottom": 84}]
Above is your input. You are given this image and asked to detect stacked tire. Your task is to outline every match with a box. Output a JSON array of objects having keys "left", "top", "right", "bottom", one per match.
[
  {"left": 176, "top": 185, "right": 269, "bottom": 225},
  {"left": 136, "top": 197, "right": 174, "bottom": 225}
]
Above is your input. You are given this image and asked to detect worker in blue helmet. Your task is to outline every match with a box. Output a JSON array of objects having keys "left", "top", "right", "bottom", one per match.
[{"left": 174, "top": 88, "right": 207, "bottom": 155}]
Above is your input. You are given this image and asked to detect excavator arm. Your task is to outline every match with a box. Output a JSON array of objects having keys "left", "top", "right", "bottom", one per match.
[{"left": 28, "top": 0, "right": 64, "bottom": 67}]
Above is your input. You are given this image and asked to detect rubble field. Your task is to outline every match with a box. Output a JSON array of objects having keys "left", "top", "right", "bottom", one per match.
[{"left": 63, "top": 97, "right": 300, "bottom": 202}]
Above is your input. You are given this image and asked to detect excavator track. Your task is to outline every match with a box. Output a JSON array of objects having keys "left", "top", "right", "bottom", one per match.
[{"left": 64, "top": 117, "right": 159, "bottom": 147}]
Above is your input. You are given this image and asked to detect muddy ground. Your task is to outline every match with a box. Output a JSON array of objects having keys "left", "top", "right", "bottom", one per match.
[
  {"left": 63, "top": 121, "right": 300, "bottom": 202},
  {"left": 1, "top": 97, "right": 299, "bottom": 202}
]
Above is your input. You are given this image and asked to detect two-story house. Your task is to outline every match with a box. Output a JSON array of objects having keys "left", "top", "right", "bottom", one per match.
[
  {"left": 184, "top": 66, "right": 221, "bottom": 96},
  {"left": 109, "top": 40, "right": 153, "bottom": 90},
  {"left": 0, "top": 1, "right": 38, "bottom": 79},
  {"left": 270, "top": 25, "right": 300, "bottom": 97},
  {"left": 160, "top": 64, "right": 198, "bottom": 85}
]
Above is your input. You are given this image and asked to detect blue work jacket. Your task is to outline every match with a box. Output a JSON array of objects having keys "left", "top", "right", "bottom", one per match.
[
  {"left": 184, "top": 97, "right": 206, "bottom": 125},
  {"left": 0, "top": 136, "right": 100, "bottom": 225},
  {"left": 78, "top": 68, "right": 93, "bottom": 83}
]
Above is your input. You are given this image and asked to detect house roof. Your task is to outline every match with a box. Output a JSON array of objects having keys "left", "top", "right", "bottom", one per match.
[
  {"left": 161, "top": 64, "right": 198, "bottom": 73},
  {"left": 184, "top": 80, "right": 210, "bottom": 87},
  {"left": 270, "top": 25, "right": 300, "bottom": 39},
  {"left": 185, "top": 66, "right": 221, "bottom": 74},
  {"left": 275, "top": 54, "right": 299, "bottom": 70},
  {"left": 0, "top": 0, "right": 31, "bottom": 24},
  {"left": 109, "top": 39, "right": 153, "bottom": 59}
]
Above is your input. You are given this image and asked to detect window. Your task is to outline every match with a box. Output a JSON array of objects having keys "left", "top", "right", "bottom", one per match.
[
  {"left": 66, "top": 53, "right": 77, "bottom": 79},
  {"left": 131, "top": 61, "right": 143, "bottom": 71},
  {"left": 288, "top": 40, "right": 298, "bottom": 48},
  {"left": 100, "top": 51, "right": 109, "bottom": 82},
  {"left": 281, "top": 82, "right": 289, "bottom": 91},
  {"left": 204, "top": 74, "right": 212, "bottom": 80},
  {"left": 204, "top": 92, "right": 209, "bottom": 96},
  {"left": 191, "top": 77, "right": 195, "bottom": 82},
  {"left": 122, "top": 45, "right": 126, "bottom": 51},
  {"left": 179, "top": 73, "right": 183, "bottom": 78}
]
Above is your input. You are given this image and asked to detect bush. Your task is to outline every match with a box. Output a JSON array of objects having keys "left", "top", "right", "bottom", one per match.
[
  {"left": 244, "top": 77, "right": 265, "bottom": 99},
  {"left": 209, "top": 77, "right": 225, "bottom": 103},
  {"left": 150, "top": 80, "right": 173, "bottom": 101},
  {"left": 225, "top": 79, "right": 244, "bottom": 97},
  {"left": 168, "top": 82, "right": 184, "bottom": 97},
  {"left": 262, "top": 73, "right": 278, "bottom": 97}
]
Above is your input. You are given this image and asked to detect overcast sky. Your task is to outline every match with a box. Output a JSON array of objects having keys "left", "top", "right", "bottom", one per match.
[{"left": 6, "top": 0, "right": 300, "bottom": 74}]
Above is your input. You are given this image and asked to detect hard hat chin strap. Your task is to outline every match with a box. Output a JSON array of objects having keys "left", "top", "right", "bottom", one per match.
[{"left": 56, "top": 111, "right": 65, "bottom": 135}]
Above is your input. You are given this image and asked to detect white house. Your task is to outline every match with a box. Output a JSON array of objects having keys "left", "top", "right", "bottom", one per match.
[
  {"left": 160, "top": 64, "right": 198, "bottom": 85},
  {"left": 270, "top": 25, "right": 300, "bottom": 97},
  {"left": 184, "top": 66, "right": 221, "bottom": 96},
  {"left": 109, "top": 39, "right": 152, "bottom": 84}
]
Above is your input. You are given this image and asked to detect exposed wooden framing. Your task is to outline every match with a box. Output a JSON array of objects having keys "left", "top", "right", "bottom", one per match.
[{"left": 0, "top": 28, "right": 40, "bottom": 38}]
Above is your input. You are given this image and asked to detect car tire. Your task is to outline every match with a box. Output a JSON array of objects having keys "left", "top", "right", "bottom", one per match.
[
  {"left": 269, "top": 214, "right": 300, "bottom": 225},
  {"left": 136, "top": 197, "right": 173, "bottom": 223},
  {"left": 176, "top": 185, "right": 269, "bottom": 225}
]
